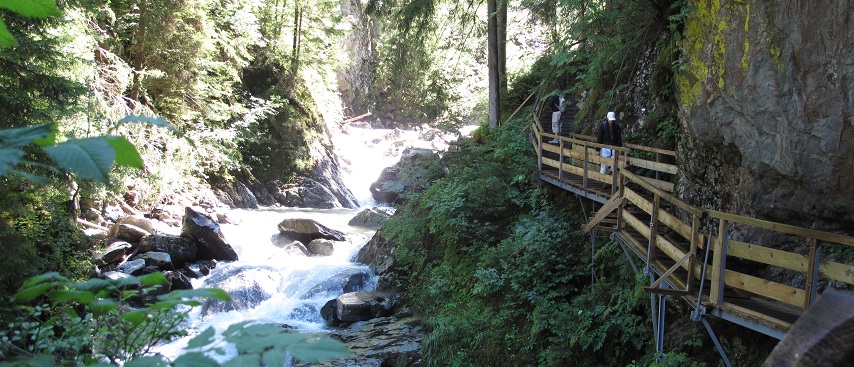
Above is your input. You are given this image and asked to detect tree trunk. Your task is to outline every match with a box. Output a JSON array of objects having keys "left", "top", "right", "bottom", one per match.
[
  {"left": 487, "top": 0, "right": 500, "bottom": 129},
  {"left": 291, "top": 1, "right": 303, "bottom": 76},
  {"left": 128, "top": 1, "right": 149, "bottom": 109},
  {"left": 497, "top": 0, "right": 508, "bottom": 98}
]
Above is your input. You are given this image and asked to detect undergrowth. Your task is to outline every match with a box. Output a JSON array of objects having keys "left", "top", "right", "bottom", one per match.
[{"left": 385, "top": 117, "right": 655, "bottom": 366}]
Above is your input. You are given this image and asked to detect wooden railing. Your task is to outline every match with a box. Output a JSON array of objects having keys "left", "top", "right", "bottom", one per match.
[
  {"left": 530, "top": 115, "right": 854, "bottom": 333},
  {"left": 530, "top": 116, "right": 678, "bottom": 193}
]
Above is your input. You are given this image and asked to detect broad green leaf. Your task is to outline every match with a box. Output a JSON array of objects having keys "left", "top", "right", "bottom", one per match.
[
  {"left": 117, "top": 115, "right": 177, "bottom": 132},
  {"left": 89, "top": 298, "right": 119, "bottom": 317},
  {"left": 73, "top": 278, "right": 115, "bottom": 294},
  {"left": 224, "top": 354, "right": 260, "bottom": 367},
  {"left": 185, "top": 327, "right": 217, "bottom": 349},
  {"left": 138, "top": 272, "right": 169, "bottom": 286},
  {"left": 124, "top": 355, "right": 171, "bottom": 367},
  {"left": 287, "top": 336, "right": 351, "bottom": 363},
  {"left": 45, "top": 137, "right": 115, "bottom": 182},
  {"left": 262, "top": 349, "right": 286, "bottom": 367},
  {"left": 19, "top": 272, "right": 65, "bottom": 288},
  {"left": 173, "top": 352, "right": 219, "bottom": 367},
  {"left": 0, "top": 354, "right": 55, "bottom": 366},
  {"left": 0, "top": 148, "right": 25, "bottom": 176},
  {"left": 106, "top": 136, "right": 144, "bottom": 169},
  {"left": 0, "top": 18, "right": 16, "bottom": 48},
  {"left": 13, "top": 283, "right": 54, "bottom": 302},
  {"left": 0, "top": 150, "right": 24, "bottom": 174},
  {"left": 161, "top": 288, "right": 232, "bottom": 302},
  {"left": 0, "top": 123, "right": 55, "bottom": 148},
  {"left": 120, "top": 310, "right": 148, "bottom": 326},
  {"left": 47, "top": 289, "right": 95, "bottom": 304},
  {"left": 0, "top": 0, "right": 61, "bottom": 18}
]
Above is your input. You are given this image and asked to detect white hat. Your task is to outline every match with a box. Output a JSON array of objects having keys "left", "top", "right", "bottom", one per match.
[{"left": 607, "top": 112, "right": 616, "bottom": 121}]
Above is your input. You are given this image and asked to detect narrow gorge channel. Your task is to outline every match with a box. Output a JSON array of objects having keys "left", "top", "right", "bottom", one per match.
[{"left": 156, "top": 122, "right": 467, "bottom": 364}]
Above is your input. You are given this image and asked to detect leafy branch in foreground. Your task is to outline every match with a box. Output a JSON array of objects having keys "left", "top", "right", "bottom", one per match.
[
  {"left": 0, "top": 115, "right": 176, "bottom": 183},
  {"left": 0, "top": 272, "right": 351, "bottom": 366}
]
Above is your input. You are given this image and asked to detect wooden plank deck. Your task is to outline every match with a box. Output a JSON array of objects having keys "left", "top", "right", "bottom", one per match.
[{"left": 530, "top": 116, "right": 854, "bottom": 342}]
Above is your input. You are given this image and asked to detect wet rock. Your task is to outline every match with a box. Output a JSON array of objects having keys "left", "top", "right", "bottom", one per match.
[
  {"left": 294, "top": 314, "right": 423, "bottom": 367},
  {"left": 336, "top": 291, "right": 396, "bottom": 322},
  {"left": 116, "top": 259, "right": 146, "bottom": 275},
  {"left": 306, "top": 239, "right": 335, "bottom": 256},
  {"left": 138, "top": 252, "right": 174, "bottom": 271},
  {"left": 369, "top": 147, "right": 443, "bottom": 205},
  {"left": 181, "top": 207, "right": 239, "bottom": 261},
  {"left": 199, "top": 260, "right": 217, "bottom": 276},
  {"left": 109, "top": 223, "right": 150, "bottom": 243},
  {"left": 102, "top": 271, "right": 133, "bottom": 281},
  {"left": 348, "top": 207, "right": 392, "bottom": 229},
  {"left": 164, "top": 270, "right": 193, "bottom": 291},
  {"left": 117, "top": 215, "right": 156, "bottom": 234},
  {"left": 179, "top": 265, "right": 200, "bottom": 279},
  {"left": 277, "top": 218, "right": 346, "bottom": 243},
  {"left": 139, "top": 234, "right": 198, "bottom": 266},
  {"left": 95, "top": 241, "right": 132, "bottom": 265},
  {"left": 280, "top": 240, "right": 311, "bottom": 257},
  {"left": 201, "top": 266, "right": 280, "bottom": 315},
  {"left": 356, "top": 230, "right": 397, "bottom": 290},
  {"left": 321, "top": 299, "right": 341, "bottom": 326},
  {"left": 303, "top": 269, "right": 371, "bottom": 299}
]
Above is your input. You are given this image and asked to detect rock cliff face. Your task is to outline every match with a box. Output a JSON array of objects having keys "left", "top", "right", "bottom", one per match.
[
  {"left": 337, "top": 0, "right": 378, "bottom": 115},
  {"left": 678, "top": 0, "right": 853, "bottom": 230}
]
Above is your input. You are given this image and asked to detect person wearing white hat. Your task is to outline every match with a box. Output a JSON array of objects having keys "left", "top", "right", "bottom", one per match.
[{"left": 596, "top": 111, "right": 622, "bottom": 175}]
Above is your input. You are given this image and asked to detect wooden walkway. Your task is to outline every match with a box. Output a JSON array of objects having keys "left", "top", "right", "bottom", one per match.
[{"left": 529, "top": 117, "right": 854, "bottom": 347}]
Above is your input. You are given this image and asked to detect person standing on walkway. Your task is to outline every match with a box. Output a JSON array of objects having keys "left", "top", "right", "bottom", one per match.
[
  {"left": 547, "top": 93, "right": 565, "bottom": 143},
  {"left": 596, "top": 111, "right": 622, "bottom": 174}
]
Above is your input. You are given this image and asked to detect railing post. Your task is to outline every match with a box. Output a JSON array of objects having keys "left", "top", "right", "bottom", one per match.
[
  {"left": 687, "top": 215, "right": 701, "bottom": 292},
  {"left": 710, "top": 220, "right": 729, "bottom": 306},
  {"left": 558, "top": 140, "right": 564, "bottom": 181},
  {"left": 616, "top": 174, "right": 626, "bottom": 230},
  {"left": 646, "top": 194, "right": 660, "bottom": 275},
  {"left": 804, "top": 238, "right": 822, "bottom": 310},
  {"left": 611, "top": 150, "right": 619, "bottom": 194},
  {"left": 583, "top": 142, "right": 589, "bottom": 191},
  {"left": 655, "top": 152, "right": 661, "bottom": 182}
]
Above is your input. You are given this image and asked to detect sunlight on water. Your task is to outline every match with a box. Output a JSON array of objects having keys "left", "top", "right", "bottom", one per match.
[{"left": 156, "top": 123, "right": 476, "bottom": 362}]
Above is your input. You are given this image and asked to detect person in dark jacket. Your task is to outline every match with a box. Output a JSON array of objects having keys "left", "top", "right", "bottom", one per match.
[{"left": 596, "top": 111, "right": 622, "bottom": 174}]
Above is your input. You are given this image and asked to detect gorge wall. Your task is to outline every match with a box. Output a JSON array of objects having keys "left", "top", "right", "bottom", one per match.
[{"left": 677, "top": 0, "right": 853, "bottom": 231}]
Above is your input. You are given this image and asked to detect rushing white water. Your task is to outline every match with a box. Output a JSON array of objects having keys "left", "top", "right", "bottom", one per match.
[{"left": 156, "top": 122, "right": 473, "bottom": 362}]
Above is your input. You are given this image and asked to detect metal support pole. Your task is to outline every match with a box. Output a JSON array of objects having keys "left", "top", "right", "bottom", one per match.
[
  {"left": 692, "top": 231, "right": 714, "bottom": 321},
  {"left": 701, "top": 317, "right": 733, "bottom": 367}
]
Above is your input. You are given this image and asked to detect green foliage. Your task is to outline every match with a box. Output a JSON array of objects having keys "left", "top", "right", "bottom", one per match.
[
  {"left": 0, "top": 273, "right": 350, "bottom": 366},
  {"left": 386, "top": 117, "right": 653, "bottom": 366},
  {"left": 528, "top": 0, "right": 690, "bottom": 149},
  {"left": 0, "top": 0, "right": 61, "bottom": 47},
  {"left": 0, "top": 182, "right": 93, "bottom": 295},
  {"left": 0, "top": 116, "right": 172, "bottom": 183}
]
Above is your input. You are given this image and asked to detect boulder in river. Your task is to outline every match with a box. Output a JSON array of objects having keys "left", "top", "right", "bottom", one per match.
[
  {"left": 137, "top": 251, "right": 174, "bottom": 271},
  {"left": 181, "top": 207, "right": 239, "bottom": 261},
  {"left": 116, "top": 259, "right": 145, "bottom": 275},
  {"left": 347, "top": 207, "right": 392, "bottom": 229},
  {"left": 306, "top": 238, "right": 335, "bottom": 256},
  {"left": 336, "top": 291, "right": 397, "bottom": 322},
  {"left": 277, "top": 218, "right": 346, "bottom": 243},
  {"left": 297, "top": 312, "right": 423, "bottom": 367},
  {"left": 95, "top": 241, "right": 132, "bottom": 265},
  {"left": 109, "top": 223, "right": 150, "bottom": 243},
  {"left": 369, "top": 147, "right": 443, "bottom": 204},
  {"left": 201, "top": 266, "right": 281, "bottom": 315},
  {"left": 139, "top": 234, "right": 198, "bottom": 266}
]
